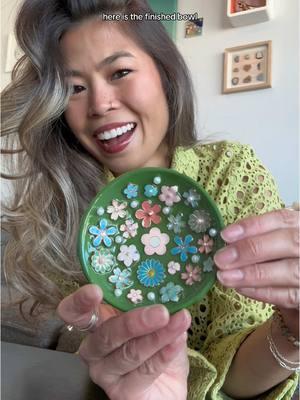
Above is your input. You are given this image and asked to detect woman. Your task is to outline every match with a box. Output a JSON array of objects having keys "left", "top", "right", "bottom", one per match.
[{"left": 1, "top": 0, "right": 299, "bottom": 399}]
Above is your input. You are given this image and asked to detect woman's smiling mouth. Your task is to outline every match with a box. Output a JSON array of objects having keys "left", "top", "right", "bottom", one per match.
[{"left": 94, "top": 122, "right": 137, "bottom": 154}]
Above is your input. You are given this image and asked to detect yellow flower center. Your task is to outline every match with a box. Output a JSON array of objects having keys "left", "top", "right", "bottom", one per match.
[{"left": 148, "top": 269, "right": 155, "bottom": 278}]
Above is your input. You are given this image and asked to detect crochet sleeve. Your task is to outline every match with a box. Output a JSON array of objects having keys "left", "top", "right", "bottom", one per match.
[{"left": 187, "top": 143, "right": 298, "bottom": 399}]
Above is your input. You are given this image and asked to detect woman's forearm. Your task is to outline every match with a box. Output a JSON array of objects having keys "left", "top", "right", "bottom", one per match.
[{"left": 222, "top": 317, "right": 299, "bottom": 398}]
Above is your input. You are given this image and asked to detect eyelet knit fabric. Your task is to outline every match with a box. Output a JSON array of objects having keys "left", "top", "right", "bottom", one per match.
[
  {"left": 55, "top": 141, "right": 297, "bottom": 399},
  {"left": 171, "top": 142, "right": 297, "bottom": 399}
]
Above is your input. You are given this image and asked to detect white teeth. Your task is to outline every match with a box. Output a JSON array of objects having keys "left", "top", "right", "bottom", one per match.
[
  {"left": 98, "top": 123, "right": 135, "bottom": 141},
  {"left": 110, "top": 129, "right": 118, "bottom": 138}
]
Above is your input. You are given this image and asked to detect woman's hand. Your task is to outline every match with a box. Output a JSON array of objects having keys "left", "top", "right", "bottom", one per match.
[
  {"left": 57, "top": 284, "right": 191, "bottom": 400},
  {"left": 214, "top": 208, "right": 299, "bottom": 333}
]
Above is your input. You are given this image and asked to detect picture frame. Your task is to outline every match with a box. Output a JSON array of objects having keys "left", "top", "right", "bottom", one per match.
[
  {"left": 184, "top": 18, "right": 204, "bottom": 38},
  {"left": 223, "top": 40, "right": 272, "bottom": 94},
  {"left": 229, "top": 0, "right": 267, "bottom": 14},
  {"left": 227, "top": 0, "right": 273, "bottom": 27}
]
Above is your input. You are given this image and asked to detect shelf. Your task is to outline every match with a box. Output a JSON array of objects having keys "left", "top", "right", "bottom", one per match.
[{"left": 227, "top": 0, "right": 273, "bottom": 27}]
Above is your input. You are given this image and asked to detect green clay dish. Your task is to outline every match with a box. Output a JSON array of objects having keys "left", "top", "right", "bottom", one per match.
[{"left": 78, "top": 168, "right": 225, "bottom": 314}]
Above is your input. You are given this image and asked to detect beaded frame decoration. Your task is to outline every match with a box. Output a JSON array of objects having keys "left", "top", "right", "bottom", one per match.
[{"left": 78, "top": 168, "right": 224, "bottom": 313}]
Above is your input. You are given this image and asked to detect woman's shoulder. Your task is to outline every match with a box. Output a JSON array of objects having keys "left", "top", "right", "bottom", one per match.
[
  {"left": 191, "top": 140, "right": 255, "bottom": 160},
  {"left": 174, "top": 140, "right": 259, "bottom": 180}
]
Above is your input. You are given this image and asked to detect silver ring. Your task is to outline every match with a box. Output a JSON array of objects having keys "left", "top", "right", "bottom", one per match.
[{"left": 66, "top": 310, "right": 99, "bottom": 333}]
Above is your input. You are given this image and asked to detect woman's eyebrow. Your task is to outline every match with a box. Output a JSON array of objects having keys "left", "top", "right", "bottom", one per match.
[{"left": 66, "top": 51, "right": 135, "bottom": 77}]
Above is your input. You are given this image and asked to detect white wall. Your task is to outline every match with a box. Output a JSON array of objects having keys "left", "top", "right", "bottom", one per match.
[
  {"left": 1, "top": 0, "right": 21, "bottom": 90},
  {"left": 1, "top": 0, "right": 299, "bottom": 204},
  {"left": 176, "top": 0, "right": 299, "bottom": 205}
]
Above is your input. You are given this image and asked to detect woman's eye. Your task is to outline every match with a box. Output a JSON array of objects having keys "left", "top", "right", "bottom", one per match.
[
  {"left": 112, "top": 69, "right": 131, "bottom": 80},
  {"left": 71, "top": 85, "right": 86, "bottom": 95}
]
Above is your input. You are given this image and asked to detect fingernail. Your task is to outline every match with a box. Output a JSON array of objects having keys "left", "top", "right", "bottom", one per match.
[
  {"left": 143, "top": 305, "right": 169, "bottom": 327},
  {"left": 217, "top": 269, "right": 244, "bottom": 284},
  {"left": 214, "top": 247, "right": 238, "bottom": 267},
  {"left": 221, "top": 225, "right": 244, "bottom": 241}
]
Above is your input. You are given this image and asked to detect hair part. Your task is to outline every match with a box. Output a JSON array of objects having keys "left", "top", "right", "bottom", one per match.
[{"left": 1, "top": 0, "right": 197, "bottom": 313}]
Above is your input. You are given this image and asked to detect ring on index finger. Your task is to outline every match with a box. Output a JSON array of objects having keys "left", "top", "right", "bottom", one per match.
[{"left": 66, "top": 309, "right": 99, "bottom": 333}]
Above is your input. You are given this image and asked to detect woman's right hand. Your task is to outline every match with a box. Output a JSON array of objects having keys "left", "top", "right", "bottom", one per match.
[{"left": 57, "top": 284, "right": 191, "bottom": 400}]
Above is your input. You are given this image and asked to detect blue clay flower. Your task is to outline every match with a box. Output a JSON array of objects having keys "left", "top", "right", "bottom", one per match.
[
  {"left": 160, "top": 282, "right": 183, "bottom": 303},
  {"left": 108, "top": 267, "right": 133, "bottom": 290},
  {"left": 144, "top": 184, "right": 158, "bottom": 198},
  {"left": 91, "top": 248, "right": 115, "bottom": 274},
  {"left": 183, "top": 189, "right": 201, "bottom": 208},
  {"left": 89, "top": 219, "right": 118, "bottom": 247},
  {"left": 123, "top": 183, "right": 138, "bottom": 199},
  {"left": 170, "top": 235, "right": 197, "bottom": 262},
  {"left": 203, "top": 257, "right": 215, "bottom": 272},
  {"left": 167, "top": 214, "right": 186, "bottom": 234},
  {"left": 137, "top": 259, "right": 165, "bottom": 287}
]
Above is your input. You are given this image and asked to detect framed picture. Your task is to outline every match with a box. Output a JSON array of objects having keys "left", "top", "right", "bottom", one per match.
[
  {"left": 223, "top": 40, "right": 272, "bottom": 94},
  {"left": 230, "top": 0, "right": 266, "bottom": 14},
  {"left": 185, "top": 18, "right": 203, "bottom": 38}
]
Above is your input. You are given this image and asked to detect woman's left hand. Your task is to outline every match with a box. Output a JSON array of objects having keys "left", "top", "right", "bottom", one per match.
[{"left": 214, "top": 208, "right": 299, "bottom": 330}]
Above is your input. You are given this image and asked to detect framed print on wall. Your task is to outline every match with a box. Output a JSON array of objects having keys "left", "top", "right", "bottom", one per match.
[
  {"left": 227, "top": 0, "right": 273, "bottom": 27},
  {"left": 223, "top": 40, "right": 272, "bottom": 94},
  {"left": 185, "top": 18, "right": 204, "bottom": 38}
]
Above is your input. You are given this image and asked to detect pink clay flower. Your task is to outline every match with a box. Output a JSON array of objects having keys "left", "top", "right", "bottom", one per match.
[
  {"left": 198, "top": 234, "right": 214, "bottom": 254},
  {"left": 181, "top": 264, "right": 201, "bottom": 286},
  {"left": 127, "top": 289, "right": 143, "bottom": 304},
  {"left": 159, "top": 185, "right": 181, "bottom": 207},
  {"left": 141, "top": 227, "right": 170, "bottom": 256},
  {"left": 135, "top": 201, "right": 161, "bottom": 228}
]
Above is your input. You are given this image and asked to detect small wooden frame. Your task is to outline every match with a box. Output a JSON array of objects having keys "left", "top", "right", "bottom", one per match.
[{"left": 223, "top": 40, "right": 272, "bottom": 94}]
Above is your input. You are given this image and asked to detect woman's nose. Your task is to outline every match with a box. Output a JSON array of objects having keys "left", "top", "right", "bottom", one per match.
[{"left": 88, "top": 86, "right": 117, "bottom": 117}]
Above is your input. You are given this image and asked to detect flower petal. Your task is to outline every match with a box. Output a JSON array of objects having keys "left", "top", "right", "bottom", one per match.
[
  {"left": 93, "top": 236, "right": 102, "bottom": 247},
  {"left": 184, "top": 235, "right": 193, "bottom": 245},
  {"left": 107, "top": 226, "right": 118, "bottom": 236},
  {"left": 180, "top": 252, "right": 188, "bottom": 262},
  {"left": 89, "top": 226, "right": 100, "bottom": 235},
  {"left": 152, "top": 204, "right": 161, "bottom": 213},
  {"left": 135, "top": 210, "right": 146, "bottom": 219},
  {"left": 141, "top": 201, "right": 151, "bottom": 212},
  {"left": 142, "top": 217, "right": 151, "bottom": 228},
  {"left": 103, "top": 236, "right": 112, "bottom": 247},
  {"left": 174, "top": 236, "right": 183, "bottom": 246},
  {"left": 151, "top": 214, "right": 161, "bottom": 225},
  {"left": 100, "top": 219, "right": 107, "bottom": 230},
  {"left": 187, "top": 246, "right": 197, "bottom": 254},
  {"left": 171, "top": 247, "right": 181, "bottom": 256}
]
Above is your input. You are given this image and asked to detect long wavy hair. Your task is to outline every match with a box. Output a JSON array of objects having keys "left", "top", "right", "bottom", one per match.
[{"left": 1, "top": 0, "right": 198, "bottom": 313}]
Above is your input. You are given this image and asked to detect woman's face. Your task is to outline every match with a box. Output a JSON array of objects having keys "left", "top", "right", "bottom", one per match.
[{"left": 61, "top": 19, "right": 170, "bottom": 175}]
